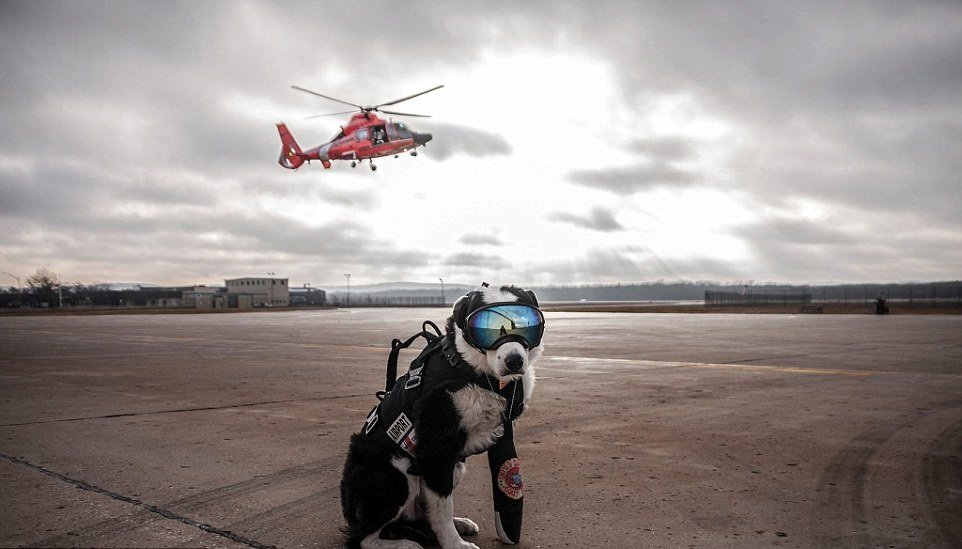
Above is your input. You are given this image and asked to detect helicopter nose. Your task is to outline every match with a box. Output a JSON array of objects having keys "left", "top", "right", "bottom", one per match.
[{"left": 414, "top": 132, "right": 432, "bottom": 146}]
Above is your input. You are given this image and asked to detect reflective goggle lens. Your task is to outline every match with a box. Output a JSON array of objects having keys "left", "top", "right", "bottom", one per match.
[{"left": 465, "top": 304, "right": 544, "bottom": 350}]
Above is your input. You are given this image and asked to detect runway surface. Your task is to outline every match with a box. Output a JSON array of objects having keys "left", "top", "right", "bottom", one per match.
[{"left": 1, "top": 309, "right": 960, "bottom": 548}]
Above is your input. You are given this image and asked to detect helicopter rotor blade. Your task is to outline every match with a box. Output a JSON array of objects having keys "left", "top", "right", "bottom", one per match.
[
  {"left": 375, "top": 84, "right": 444, "bottom": 108},
  {"left": 290, "top": 86, "right": 362, "bottom": 109},
  {"left": 378, "top": 109, "right": 432, "bottom": 118},
  {"left": 303, "top": 110, "right": 361, "bottom": 119}
]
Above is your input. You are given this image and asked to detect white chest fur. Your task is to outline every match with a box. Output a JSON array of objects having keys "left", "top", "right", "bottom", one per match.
[{"left": 451, "top": 384, "right": 507, "bottom": 456}]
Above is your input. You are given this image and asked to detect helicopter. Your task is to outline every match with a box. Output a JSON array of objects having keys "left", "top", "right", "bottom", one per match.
[{"left": 276, "top": 85, "right": 442, "bottom": 171}]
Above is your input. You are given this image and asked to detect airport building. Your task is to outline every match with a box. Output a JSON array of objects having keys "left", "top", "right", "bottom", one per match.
[
  {"left": 224, "top": 277, "right": 290, "bottom": 308},
  {"left": 182, "top": 285, "right": 228, "bottom": 309},
  {"left": 9, "top": 277, "right": 298, "bottom": 310}
]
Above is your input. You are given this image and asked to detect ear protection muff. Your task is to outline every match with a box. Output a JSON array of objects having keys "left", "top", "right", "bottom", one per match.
[{"left": 453, "top": 290, "right": 483, "bottom": 331}]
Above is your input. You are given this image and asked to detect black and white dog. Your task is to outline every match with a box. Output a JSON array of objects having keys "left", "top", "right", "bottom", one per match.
[{"left": 341, "top": 285, "right": 544, "bottom": 549}]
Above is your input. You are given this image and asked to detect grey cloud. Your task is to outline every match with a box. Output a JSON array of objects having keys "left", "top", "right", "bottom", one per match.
[
  {"left": 253, "top": 178, "right": 380, "bottom": 210},
  {"left": 526, "top": 247, "right": 747, "bottom": 285},
  {"left": 3, "top": 1, "right": 961, "bottom": 284},
  {"left": 0, "top": 157, "right": 426, "bottom": 283},
  {"left": 732, "top": 216, "right": 962, "bottom": 282},
  {"left": 566, "top": 136, "right": 702, "bottom": 197},
  {"left": 443, "top": 252, "right": 507, "bottom": 270},
  {"left": 416, "top": 122, "right": 512, "bottom": 161},
  {"left": 535, "top": 2, "right": 962, "bottom": 225},
  {"left": 627, "top": 137, "right": 697, "bottom": 162},
  {"left": 547, "top": 206, "right": 624, "bottom": 232},
  {"left": 0, "top": 163, "right": 219, "bottom": 224},
  {"left": 734, "top": 218, "right": 857, "bottom": 247},
  {"left": 0, "top": 209, "right": 436, "bottom": 284},
  {"left": 562, "top": 2, "right": 962, "bottom": 117},
  {"left": 566, "top": 163, "right": 699, "bottom": 195},
  {"left": 459, "top": 233, "right": 503, "bottom": 246},
  {"left": 731, "top": 120, "right": 962, "bottom": 226}
]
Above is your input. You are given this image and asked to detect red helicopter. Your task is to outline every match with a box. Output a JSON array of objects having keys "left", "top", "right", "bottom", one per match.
[{"left": 276, "top": 85, "right": 442, "bottom": 171}]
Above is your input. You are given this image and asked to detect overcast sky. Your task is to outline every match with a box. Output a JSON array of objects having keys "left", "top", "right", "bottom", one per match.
[{"left": 1, "top": 1, "right": 960, "bottom": 288}]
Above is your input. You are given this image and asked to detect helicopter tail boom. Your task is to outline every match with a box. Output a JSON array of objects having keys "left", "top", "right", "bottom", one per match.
[{"left": 276, "top": 122, "right": 306, "bottom": 169}]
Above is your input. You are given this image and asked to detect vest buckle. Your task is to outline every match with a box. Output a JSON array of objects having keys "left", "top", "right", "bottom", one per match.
[{"left": 364, "top": 404, "right": 380, "bottom": 434}]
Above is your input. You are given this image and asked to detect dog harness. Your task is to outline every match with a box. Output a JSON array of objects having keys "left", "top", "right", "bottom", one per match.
[{"left": 362, "top": 332, "right": 525, "bottom": 459}]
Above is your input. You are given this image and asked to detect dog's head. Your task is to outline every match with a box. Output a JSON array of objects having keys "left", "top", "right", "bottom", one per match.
[{"left": 446, "top": 285, "right": 545, "bottom": 381}]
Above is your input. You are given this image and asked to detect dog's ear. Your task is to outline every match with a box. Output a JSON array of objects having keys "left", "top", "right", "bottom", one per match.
[
  {"left": 452, "top": 291, "right": 479, "bottom": 330},
  {"left": 524, "top": 289, "right": 539, "bottom": 307}
]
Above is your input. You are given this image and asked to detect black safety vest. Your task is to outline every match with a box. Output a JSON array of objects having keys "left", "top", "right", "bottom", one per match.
[{"left": 362, "top": 336, "right": 525, "bottom": 459}]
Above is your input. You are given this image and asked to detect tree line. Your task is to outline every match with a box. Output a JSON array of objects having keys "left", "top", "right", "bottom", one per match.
[{"left": 3, "top": 268, "right": 960, "bottom": 309}]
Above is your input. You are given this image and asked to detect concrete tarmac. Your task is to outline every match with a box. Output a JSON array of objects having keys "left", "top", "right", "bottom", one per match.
[{"left": 1, "top": 309, "right": 960, "bottom": 548}]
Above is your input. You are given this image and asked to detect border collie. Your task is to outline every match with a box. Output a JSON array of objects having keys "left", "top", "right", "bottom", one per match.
[{"left": 340, "top": 285, "right": 543, "bottom": 549}]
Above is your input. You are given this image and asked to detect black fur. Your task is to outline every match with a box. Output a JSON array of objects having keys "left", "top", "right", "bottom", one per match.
[
  {"left": 340, "top": 380, "right": 471, "bottom": 547},
  {"left": 413, "top": 383, "right": 469, "bottom": 497},
  {"left": 341, "top": 434, "right": 412, "bottom": 548}
]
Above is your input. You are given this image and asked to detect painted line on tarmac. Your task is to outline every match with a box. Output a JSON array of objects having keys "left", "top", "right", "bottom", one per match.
[
  {"left": 541, "top": 355, "right": 873, "bottom": 377},
  {"left": 0, "top": 453, "right": 276, "bottom": 549},
  {"left": 3, "top": 338, "right": 386, "bottom": 361},
  {"left": 543, "top": 356, "right": 962, "bottom": 379},
  {"left": 0, "top": 393, "right": 369, "bottom": 428}
]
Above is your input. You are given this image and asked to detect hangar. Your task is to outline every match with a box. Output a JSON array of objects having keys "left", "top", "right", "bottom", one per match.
[{"left": 224, "top": 277, "right": 289, "bottom": 308}]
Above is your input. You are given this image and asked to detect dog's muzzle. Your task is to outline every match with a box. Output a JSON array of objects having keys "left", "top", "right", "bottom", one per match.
[
  {"left": 493, "top": 341, "right": 528, "bottom": 377},
  {"left": 504, "top": 353, "right": 524, "bottom": 373}
]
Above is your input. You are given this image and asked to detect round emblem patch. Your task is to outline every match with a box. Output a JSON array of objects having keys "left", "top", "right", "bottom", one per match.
[{"left": 497, "top": 457, "right": 523, "bottom": 500}]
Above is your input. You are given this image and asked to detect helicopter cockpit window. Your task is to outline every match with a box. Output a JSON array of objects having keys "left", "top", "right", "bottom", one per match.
[
  {"left": 392, "top": 122, "right": 413, "bottom": 139},
  {"left": 355, "top": 128, "right": 369, "bottom": 141}
]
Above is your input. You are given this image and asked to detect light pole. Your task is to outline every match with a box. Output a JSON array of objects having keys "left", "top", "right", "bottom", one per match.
[
  {"left": 2, "top": 271, "right": 20, "bottom": 307},
  {"left": 439, "top": 277, "right": 445, "bottom": 305},
  {"left": 344, "top": 273, "right": 351, "bottom": 306}
]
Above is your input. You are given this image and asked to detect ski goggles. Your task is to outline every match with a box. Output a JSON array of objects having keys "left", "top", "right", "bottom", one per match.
[{"left": 463, "top": 303, "right": 545, "bottom": 351}]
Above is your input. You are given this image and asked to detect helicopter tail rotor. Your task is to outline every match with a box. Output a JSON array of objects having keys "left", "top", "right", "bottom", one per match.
[{"left": 276, "top": 122, "right": 305, "bottom": 169}]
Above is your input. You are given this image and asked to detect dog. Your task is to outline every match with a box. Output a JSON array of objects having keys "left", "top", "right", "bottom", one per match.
[{"left": 340, "top": 285, "right": 544, "bottom": 549}]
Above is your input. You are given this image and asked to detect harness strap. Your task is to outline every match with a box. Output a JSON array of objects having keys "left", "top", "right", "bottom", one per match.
[{"left": 385, "top": 320, "right": 442, "bottom": 392}]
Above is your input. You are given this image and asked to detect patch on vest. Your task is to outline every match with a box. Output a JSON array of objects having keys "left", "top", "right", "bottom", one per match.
[
  {"left": 497, "top": 457, "right": 523, "bottom": 500},
  {"left": 400, "top": 429, "right": 417, "bottom": 454},
  {"left": 386, "top": 412, "right": 414, "bottom": 444}
]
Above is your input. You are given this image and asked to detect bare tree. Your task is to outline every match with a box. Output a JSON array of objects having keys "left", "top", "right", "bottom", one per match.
[{"left": 26, "top": 268, "right": 58, "bottom": 307}]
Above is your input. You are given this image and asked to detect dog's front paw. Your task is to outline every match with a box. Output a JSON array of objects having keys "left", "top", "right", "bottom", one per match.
[
  {"left": 449, "top": 542, "right": 479, "bottom": 549},
  {"left": 453, "top": 516, "right": 479, "bottom": 536}
]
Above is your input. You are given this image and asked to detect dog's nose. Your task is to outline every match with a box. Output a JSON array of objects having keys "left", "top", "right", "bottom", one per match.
[{"left": 505, "top": 353, "right": 525, "bottom": 373}]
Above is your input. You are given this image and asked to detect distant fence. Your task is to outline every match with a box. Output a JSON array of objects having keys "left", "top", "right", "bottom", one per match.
[
  {"left": 329, "top": 295, "right": 446, "bottom": 307},
  {"left": 807, "top": 283, "right": 962, "bottom": 304},
  {"left": 705, "top": 291, "right": 813, "bottom": 306}
]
